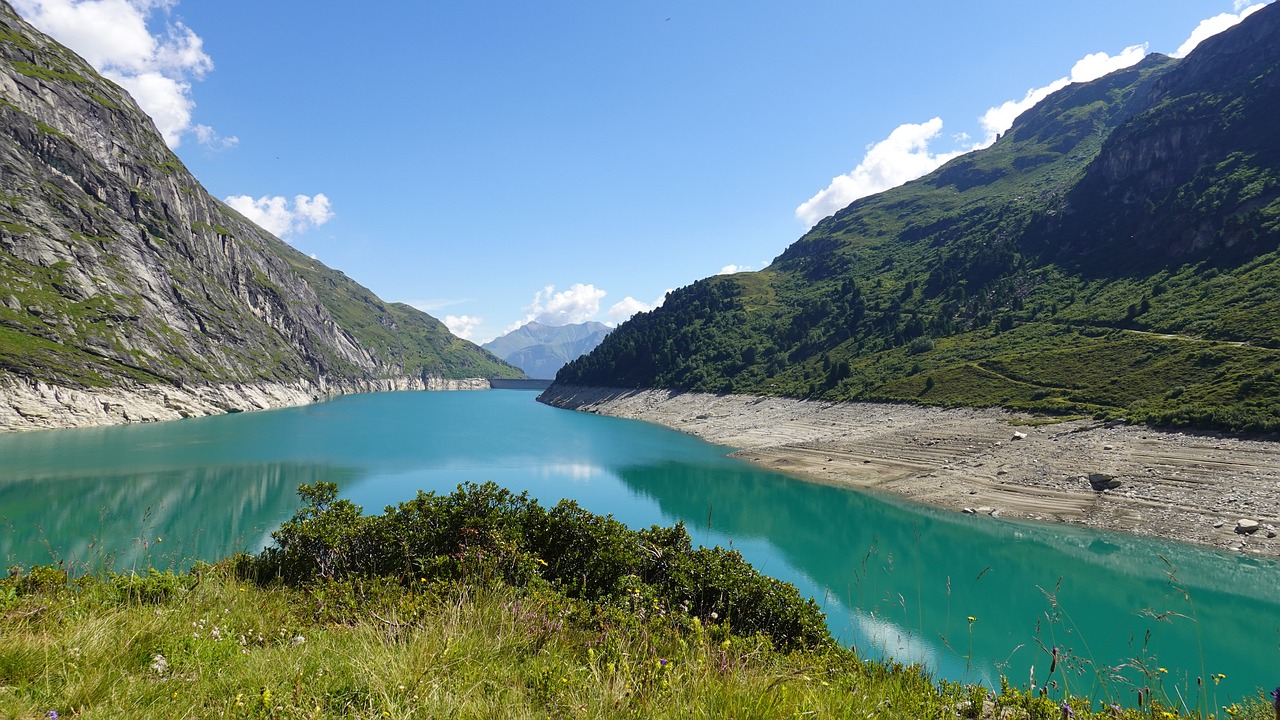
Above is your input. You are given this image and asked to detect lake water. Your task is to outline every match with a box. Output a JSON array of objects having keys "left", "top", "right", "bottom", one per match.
[{"left": 0, "top": 389, "right": 1275, "bottom": 709}]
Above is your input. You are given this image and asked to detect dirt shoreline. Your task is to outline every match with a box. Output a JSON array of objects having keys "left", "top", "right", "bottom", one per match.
[{"left": 540, "top": 385, "right": 1280, "bottom": 556}]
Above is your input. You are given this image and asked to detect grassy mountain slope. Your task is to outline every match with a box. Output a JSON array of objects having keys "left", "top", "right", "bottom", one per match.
[
  {"left": 0, "top": 2, "right": 519, "bottom": 397},
  {"left": 555, "top": 7, "right": 1280, "bottom": 434}
]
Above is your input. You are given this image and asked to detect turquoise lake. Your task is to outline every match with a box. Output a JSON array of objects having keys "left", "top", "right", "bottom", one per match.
[{"left": 0, "top": 389, "right": 1276, "bottom": 710}]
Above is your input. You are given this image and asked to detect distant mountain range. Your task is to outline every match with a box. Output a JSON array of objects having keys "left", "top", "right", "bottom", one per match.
[
  {"left": 0, "top": 2, "right": 520, "bottom": 429},
  {"left": 554, "top": 3, "right": 1280, "bottom": 434},
  {"left": 484, "top": 321, "right": 610, "bottom": 379}
]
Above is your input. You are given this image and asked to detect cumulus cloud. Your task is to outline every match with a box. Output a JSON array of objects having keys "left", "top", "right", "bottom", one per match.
[
  {"left": 977, "top": 43, "right": 1147, "bottom": 146},
  {"left": 1173, "top": 3, "right": 1267, "bottom": 58},
  {"left": 443, "top": 314, "right": 484, "bottom": 341},
  {"left": 718, "top": 264, "right": 752, "bottom": 275},
  {"left": 12, "top": 0, "right": 220, "bottom": 148},
  {"left": 795, "top": 118, "right": 968, "bottom": 227},
  {"left": 224, "top": 193, "right": 334, "bottom": 238},
  {"left": 794, "top": 38, "right": 1160, "bottom": 228},
  {"left": 608, "top": 291, "right": 668, "bottom": 325},
  {"left": 518, "top": 284, "right": 607, "bottom": 327}
]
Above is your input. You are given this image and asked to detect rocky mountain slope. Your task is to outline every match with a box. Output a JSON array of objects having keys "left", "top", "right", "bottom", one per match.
[
  {"left": 553, "top": 4, "right": 1280, "bottom": 434},
  {"left": 483, "top": 321, "right": 610, "bottom": 378},
  {"left": 0, "top": 2, "right": 519, "bottom": 431}
]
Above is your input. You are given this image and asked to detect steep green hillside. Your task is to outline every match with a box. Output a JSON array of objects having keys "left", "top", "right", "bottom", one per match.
[
  {"left": 556, "top": 6, "right": 1280, "bottom": 434},
  {"left": 0, "top": 1, "right": 518, "bottom": 401}
]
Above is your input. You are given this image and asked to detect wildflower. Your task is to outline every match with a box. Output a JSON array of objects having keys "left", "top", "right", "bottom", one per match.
[
  {"left": 967, "top": 616, "right": 977, "bottom": 623},
  {"left": 1060, "top": 701, "right": 1073, "bottom": 719},
  {"left": 1158, "top": 667, "right": 1168, "bottom": 674},
  {"left": 1214, "top": 673, "right": 1227, "bottom": 685},
  {"left": 1272, "top": 686, "right": 1280, "bottom": 714},
  {"left": 46, "top": 713, "right": 57, "bottom": 719}
]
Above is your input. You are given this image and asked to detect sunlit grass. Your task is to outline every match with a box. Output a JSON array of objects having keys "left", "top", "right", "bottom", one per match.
[{"left": 2, "top": 564, "right": 1274, "bottom": 719}]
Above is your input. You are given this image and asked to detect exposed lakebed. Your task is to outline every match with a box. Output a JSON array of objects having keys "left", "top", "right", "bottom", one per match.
[{"left": 1, "top": 389, "right": 1276, "bottom": 705}]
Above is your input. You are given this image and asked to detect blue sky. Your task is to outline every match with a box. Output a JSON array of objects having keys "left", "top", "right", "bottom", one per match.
[{"left": 11, "top": 0, "right": 1272, "bottom": 343}]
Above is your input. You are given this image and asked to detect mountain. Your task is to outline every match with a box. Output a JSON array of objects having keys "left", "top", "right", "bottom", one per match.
[
  {"left": 553, "top": 5, "right": 1280, "bottom": 434},
  {"left": 483, "top": 321, "right": 611, "bottom": 379},
  {"left": 0, "top": 3, "right": 520, "bottom": 430}
]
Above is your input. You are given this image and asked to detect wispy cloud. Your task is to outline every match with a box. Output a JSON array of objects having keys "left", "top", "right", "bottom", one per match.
[
  {"left": 224, "top": 193, "right": 334, "bottom": 238},
  {"left": 13, "top": 0, "right": 223, "bottom": 149}
]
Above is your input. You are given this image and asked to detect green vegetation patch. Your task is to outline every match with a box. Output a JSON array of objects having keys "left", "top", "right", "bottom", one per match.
[{"left": 2, "top": 482, "right": 1273, "bottom": 718}]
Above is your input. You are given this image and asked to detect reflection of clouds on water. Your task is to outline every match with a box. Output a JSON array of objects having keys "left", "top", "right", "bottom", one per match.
[
  {"left": 850, "top": 608, "right": 943, "bottom": 668},
  {"left": 844, "top": 607, "right": 997, "bottom": 688},
  {"left": 540, "top": 463, "right": 605, "bottom": 483}
]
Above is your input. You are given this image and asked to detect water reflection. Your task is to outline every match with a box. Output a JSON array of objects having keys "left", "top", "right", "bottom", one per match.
[
  {"left": 0, "top": 390, "right": 1275, "bottom": 708},
  {"left": 0, "top": 463, "right": 354, "bottom": 570},
  {"left": 615, "top": 459, "right": 1278, "bottom": 702}
]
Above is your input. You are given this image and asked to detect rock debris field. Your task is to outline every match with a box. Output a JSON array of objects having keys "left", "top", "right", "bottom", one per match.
[{"left": 542, "top": 386, "right": 1280, "bottom": 556}]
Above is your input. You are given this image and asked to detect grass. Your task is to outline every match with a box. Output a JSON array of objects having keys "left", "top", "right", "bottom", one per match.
[
  {"left": 10, "top": 564, "right": 1273, "bottom": 720},
  {"left": 2, "top": 481, "right": 1277, "bottom": 719}
]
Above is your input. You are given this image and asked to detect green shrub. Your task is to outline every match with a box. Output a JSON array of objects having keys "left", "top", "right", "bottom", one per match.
[{"left": 244, "top": 482, "right": 832, "bottom": 651}]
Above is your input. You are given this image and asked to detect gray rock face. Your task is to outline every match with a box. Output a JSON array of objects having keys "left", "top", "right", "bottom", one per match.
[{"left": 0, "top": 3, "right": 513, "bottom": 430}]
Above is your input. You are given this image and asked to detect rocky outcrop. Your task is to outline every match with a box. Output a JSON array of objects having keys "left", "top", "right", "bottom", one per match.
[
  {"left": 0, "top": 2, "right": 518, "bottom": 430},
  {"left": 0, "top": 374, "right": 491, "bottom": 432}
]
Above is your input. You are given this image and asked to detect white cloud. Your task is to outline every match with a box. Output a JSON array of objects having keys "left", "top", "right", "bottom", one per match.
[
  {"left": 718, "top": 264, "right": 751, "bottom": 275},
  {"left": 516, "top": 283, "right": 607, "bottom": 327},
  {"left": 405, "top": 298, "right": 468, "bottom": 314},
  {"left": 443, "top": 314, "right": 484, "bottom": 340},
  {"left": 12, "top": 0, "right": 220, "bottom": 148},
  {"left": 978, "top": 43, "right": 1146, "bottom": 147},
  {"left": 795, "top": 118, "right": 968, "bottom": 227},
  {"left": 224, "top": 193, "right": 334, "bottom": 238},
  {"left": 608, "top": 291, "right": 668, "bottom": 325},
  {"left": 795, "top": 38, "right": 1160, "bottom": 229},
  {"left": 194, "top": 123, "right": 238, "bottom": 150},
  {"left": 1173, "top": 4, "right": 1267, "bottom": 58}
]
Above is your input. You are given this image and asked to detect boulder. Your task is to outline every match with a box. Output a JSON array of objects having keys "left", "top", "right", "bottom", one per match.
[
  {"left": 1235, "top": 519, "right": 1260, "bottom": 534},
  {"left": 1088, "top": 473, "right": 1122, "bottom": 490}
]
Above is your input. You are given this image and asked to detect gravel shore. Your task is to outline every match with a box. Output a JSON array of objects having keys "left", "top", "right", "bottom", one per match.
[{"left": 540, "top": 385, "right": 1280, "bottom": 556}]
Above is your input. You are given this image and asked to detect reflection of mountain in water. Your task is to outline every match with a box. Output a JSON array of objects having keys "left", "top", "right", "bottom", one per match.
[
  {"left": 0, "top": 463, "right": 354, "bottom": 570},
  {"left": 614, "top": 460, "right": 1280, "bottom": 698}
]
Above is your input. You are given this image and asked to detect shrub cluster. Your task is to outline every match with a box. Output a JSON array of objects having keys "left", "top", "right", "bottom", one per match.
[{"left": 240, "top": 481, "right": 832, "bottom": 651}]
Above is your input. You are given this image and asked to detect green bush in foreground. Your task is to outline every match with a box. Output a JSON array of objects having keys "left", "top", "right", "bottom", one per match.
[
  {"left": 1, "top": 483, "right": 1277, "bottom": 718},
  {"left": 242, "top": 481, "right": 831, "bottom": 652}
]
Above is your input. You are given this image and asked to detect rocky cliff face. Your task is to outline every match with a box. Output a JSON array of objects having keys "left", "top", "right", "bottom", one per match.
[
  {"left": 1043, "top": 5, "right": 1280, "bottom": 268},
  {"left": 0, "top": 3, "right": 517, "bottom": 431}
]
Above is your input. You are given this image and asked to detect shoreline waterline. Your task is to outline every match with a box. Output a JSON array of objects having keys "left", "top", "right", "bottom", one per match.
[{"left": 538, "top": 384, "right": 1280, "bottom": 557}]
